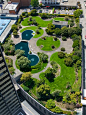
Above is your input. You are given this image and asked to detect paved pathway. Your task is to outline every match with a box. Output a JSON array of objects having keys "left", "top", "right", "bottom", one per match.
[{"left": 9, "top": 24, "right": 73, "bottom": 80}]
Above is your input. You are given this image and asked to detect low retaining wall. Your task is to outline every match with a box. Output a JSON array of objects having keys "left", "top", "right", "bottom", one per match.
[{"left": 18, "top": 85, "right": 66, "bottom": 115}]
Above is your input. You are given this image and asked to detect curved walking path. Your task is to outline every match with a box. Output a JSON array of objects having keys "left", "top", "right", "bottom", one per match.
[{"left": 10, "top": 25, "right": 73, "bottom": 80}]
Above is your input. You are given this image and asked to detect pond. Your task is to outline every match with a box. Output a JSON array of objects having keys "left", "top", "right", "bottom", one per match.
[
  {"left": 15, "top": 41, "right": 39, "bottom": 66},
  {"left": 22, "top": 30, "right": 35, "bottom": 40}
]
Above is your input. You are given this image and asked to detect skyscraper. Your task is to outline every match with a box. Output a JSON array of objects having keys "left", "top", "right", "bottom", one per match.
[{"left": 0, "top": 47, "right": 26, "bottom": 115}]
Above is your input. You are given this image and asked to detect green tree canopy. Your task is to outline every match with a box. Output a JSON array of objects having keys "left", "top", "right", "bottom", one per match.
[
  {"left": 30, "top": 9, "right": 38, "bottom": 16},
  {"left": 54, "top": 106, "right": 63, "bottom": 114},
  {"left": 20, "top": 72, "right": 32, "bottom": 82},
  {"left": 61, "top": 26, "right": 68, "bottom": 37},
  {"left": 31, "top": 0, "right": 39, "bottom": 8},
  {"left": 17, "top": 56, "right": 31, "bottom": 71},
  {"left": 64, "top": 57, "right": 73, "bottom": 66},
  {"left": 37, "top": 84, "right": 50, "bottom": 99},
  {"left": 45, "top": 99, "right": 56, "bottom": 109},
  {"left": 74, "top": 9, "right": 83, "bottom": 18},
  {"left": 15, "top": 49, "right": 25, "bottom": 59},
  {"left": 55, "top": 28, "right": 61, "bottom": 36}
]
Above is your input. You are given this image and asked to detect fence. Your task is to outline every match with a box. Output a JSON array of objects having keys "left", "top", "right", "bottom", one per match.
[{"left": 18, "top": 85, "right": 66, "bottom": 115}]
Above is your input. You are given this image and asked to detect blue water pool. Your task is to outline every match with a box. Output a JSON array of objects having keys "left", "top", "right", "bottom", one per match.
[
  {"left": 22, "top": 30, "right": 35, "bottom": 40},
  {"left": 0, "top": 19, "right": 11, "bottom": 36},
  {"left": 15, "top": 41, "right": 39, "bottom": 66}
]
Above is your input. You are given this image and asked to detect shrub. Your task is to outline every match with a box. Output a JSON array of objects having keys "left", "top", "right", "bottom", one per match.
[
  {"left": 36, "top": 29, "right": 39, "bottom": 34},
  {"left": 29, "top": 16, "right": 32, "bottom": 21},
  {"left": 54, "top": 106, "right": 63, "bottom": 114},
  {"left": 21, "top": 84, "right": 29, "bottom": 92},
  {"left": 72, "top": 40, "right": 79, "bottom": 48},
  {"left": 30, "top": 9, "right": 38, "bottom": 16},
  {"left": 64, "top": 16, "right": 69, "bottom": 21},
  {"left": 53, "top": 37, "right": 58, "bottom": 41},
  {"left": 40, "top": 13, "right": 48, "bottom": 19},
  {"left": 51, "top": 45, "right": 55, "bottom": 49},
  {"left": 9, "top": 67, "right": 15, "bottom": 75},
  {"left": 61, "top": 47, "right": 65, "bottom": 51},
  {"left": 45, "top": 99, "right": 56, "bottom": 109},
  {"left": 58, "top": 52, "right": 65, "bottom": 58},
  {"left": 64, "top": 57, "right": 73, "bottom": 66},
  {"left": 61, "top": 36, "right": 66, "bottom": 41}
]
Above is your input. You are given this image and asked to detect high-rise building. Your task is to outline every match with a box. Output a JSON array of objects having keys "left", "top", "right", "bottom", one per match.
[{"left": 0, "top": 47, "right": 26, "bottom": 115}]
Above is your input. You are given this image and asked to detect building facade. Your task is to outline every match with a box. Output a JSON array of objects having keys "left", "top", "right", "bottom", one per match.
[
  {"left": 39, "top": 0, "right": 58, "bottom": 4},
  {"left": 0, "top": 47, "right": 23, "bottom": 115},
  {"left": 10, "top": 0, "right": 31, "bottom": 7}
]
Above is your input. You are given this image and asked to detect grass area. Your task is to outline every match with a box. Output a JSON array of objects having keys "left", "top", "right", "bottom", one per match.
[
  {"left": 20, "top": 26, "right": 44, "bottom": 38},
  {"left": 21, "top": 16, "right": 53, "bottom": 27},
  {"left": 54, "top": 17, "right": 65, "bottom": 21},
  {"left": 72, "top": 68, "right": 81, "bottom": 92},
  {"left": 39, "top": 52, "right": 76, "bottom": 95},
  {"left": 15, "top": 59, "right": 48, "bottom": 74},
  {"left": 37, "top": 37, "right": 60, "bottom": 51}
]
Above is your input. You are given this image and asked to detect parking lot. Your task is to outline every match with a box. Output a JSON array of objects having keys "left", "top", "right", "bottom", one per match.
[{"left": 37, "top": 8, "right": 75, "bottom": 15}]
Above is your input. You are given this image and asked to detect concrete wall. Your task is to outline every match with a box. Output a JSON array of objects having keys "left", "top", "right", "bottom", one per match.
[{"left": 18, "top": 85, "right": 66, "bottom": 115}]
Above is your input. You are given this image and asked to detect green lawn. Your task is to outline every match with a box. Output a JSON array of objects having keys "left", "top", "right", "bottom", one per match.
[
  {"left": 39, "top": 52, "right": 76, "bottom": 95},
  {"left": 54, "top": 17, "right": 70, "bottom": 24},
  {"left": 37, "top": 37, "right": 60, "bottom": 51},
  {"left": 20, "top": 26, "right": 44, "bottom": 38},
  {"left": 21, "top": 16, "right": 53, "bottom": 27},
  {"left": 54, "top": 17, "right": 65, "bottom": 21}
]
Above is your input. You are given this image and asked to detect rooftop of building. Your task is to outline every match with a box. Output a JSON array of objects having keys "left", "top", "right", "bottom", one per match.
[
  {"left": 53, "top": 20, "right": 68, "bottom": 25},
  {"left": 5, "top": 2, "right": 19, "bottom": 10},
  {"left": 60, "top": 0, "right": 77, "bottom": 6}
]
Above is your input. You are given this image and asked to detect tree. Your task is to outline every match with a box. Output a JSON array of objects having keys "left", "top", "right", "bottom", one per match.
[
  {"left": 46, "top": 23, "right": 55, "bottom": 35},
  {"left": 61, "top": 47, "right": 65, "bottom": 51},
  {"left": 15, "top": 49, "right": 25, "bottom": 59},
  {"left": 62, "top": 36, "right": 66, "bottom": 41},
  {"left": 11, "top": 24, "right": 18, "bottom": 31},
  {"left": 30, "top": 9, "right": 38, "bottom": 16},
  {"left": 20, "top": 72, "right": 32, "bottom": 82},
  {"left": 74, "top": 9, "right": 83, "bottom": 18},
  {"left": 72, "top": 55, "right": 79, "bottom": 63},
  {"left": 64, "top": 16, "right": 69, "bottom": 21},
  {"left": 38, "top": 52, "right": 48, "bottom": 62},
  {"left": 52, "top": 90, "right": 62, "bottom": 98},
  {"left": 17, "top": 56, "right": 31, "bottom": 71},
  {"left": 37, "top": 84, "right": 50, "bottom": 99},
  {"left": 64, "top": 57, "right": 73, "bottom": 66},
  {"left": 54, "top": 106, "right": 63, "bottom": 114},
  {"left": 55, "top": 28, "right": 61, "bottom": 36},
  {"left": 45, "top": 99, "right": 56, "bottom": 109},
  {"left": 13, "top": 30, "right": 18, "bottom": 36},
  {"left": 36, "top": 29, "right": 39, "bottom": 34},
  {"left": 58, "top": 52, "right": 65, "bottom": 58},
  {"left": 45, "top": 67, "right": 55, "bottom": 81},
  {"left": 61, "top": 26, "right": 68, "bottom": 37},
  {"left": 72, "top": 40, "right": 79, "bottom": 48},
  {"left": 40, "top": 13, "right": 47, "bottom": 19},
  {"left": 31, "top": 0, "right": 39, "bottom": 8}
]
